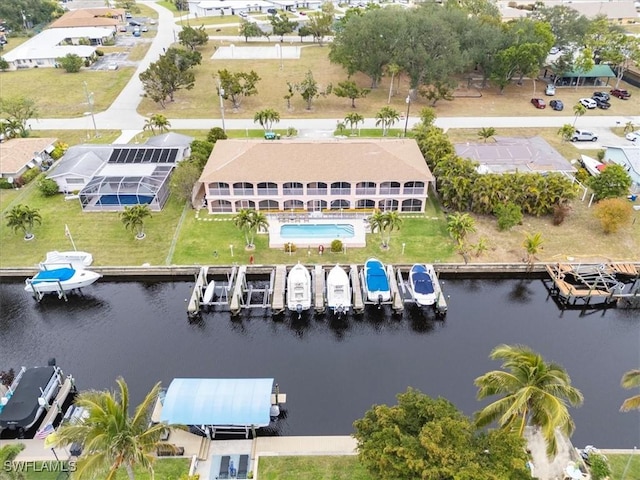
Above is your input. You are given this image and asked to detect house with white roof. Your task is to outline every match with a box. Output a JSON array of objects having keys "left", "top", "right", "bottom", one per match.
[{"left": 2, "top": 27, "right": 115, "bottom": 70}]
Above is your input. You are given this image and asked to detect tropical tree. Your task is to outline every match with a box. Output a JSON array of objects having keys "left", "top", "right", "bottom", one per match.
[
  {"left": 523, "top": 232, "right": 543, "bottom": 268},
  {"left": 333, "top": 80, "right": 369, "bottom": 108},
  {"left": 381, "top": 210, "right": 401, "bottom": 248},
  {"left": 477, "top": 127, "right": 496, "bottom": 143},
  {"left": 572, "top": 102, "right": 586, "bottom": 127},
  {"left": 55, "top": 377, "right": 181, "bottom": 480},
  {"left": 144, "top": 114, "right": 171, "bottom": 135},
  {"left": 620, "top": 369, "right": 640, "bottom": 412},
  {"left": 297, "top": 70, "right": 319, "bottom": 110},
  {"left": 375, "top": 106, "right": 399, "bottom": 136},
  {"left": 120, "top": 205, "right": 152, "bottom": 240},
  {"left": 57, "top": 53, "right": 84, "bottom": 73},
  {"left": 623, "top": 121, "right": 636, "bottom": 135},
  {"left": 178, "top": 25, "right": 208, "bottom": 51},
  {"left": 0, "top": 443, "right": 26, "bottom": 480},
  {"left": 5, "top": 204, "right": 42, "bottom": 240},
  {"left": 344, "top": 112, "right": 364, "bottom": 135},
  {"left": 474, "top": 344, "right": 584, "bottom": 457},
  {"left": 0, "top": 96, "right": 38, "bottom": 138},
  {"left": 253, "top": 108, "right": 280, "bottom": 132},
  {"left": 270, "top": 13, "right": 296, "bottom": 41},
  {"left": 589, "top": 164, "right": 632, "bottom": 201},
  {"left": 233, "top": 209, "right": 269, "bottom": 248},
  {"left": 218, "top": 69, "right": 261, "bottom": 110},
  {"left": 238, "top": 20, "right": 263, "bottom": 42},
  {"left": 368, "top": 209, "right": 386, "bottom": 247},
  {"left": 446, "top": 212, "right": 476, "bottom": 246},
  {"left": 386, "top": 63, "right": 401, "bottom": 103},
  {"left": 557, "top": 124, "right": 575, "bottom": 143}
]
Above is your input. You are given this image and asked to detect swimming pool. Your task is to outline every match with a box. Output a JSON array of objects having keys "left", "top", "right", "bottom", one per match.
[{"left": 280, "top": 223, "right": 355, "bottom": 239}]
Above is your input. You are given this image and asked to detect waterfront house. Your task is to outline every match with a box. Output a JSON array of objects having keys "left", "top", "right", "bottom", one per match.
[
  {"left": 194, "top": 138, "right": 434, "bottom": 214},
  {"left": 0, "top": 138, "right": 57, "bottom": 180}
]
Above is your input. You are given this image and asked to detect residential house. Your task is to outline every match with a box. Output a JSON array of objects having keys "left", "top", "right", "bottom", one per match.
[
  {"left": 49, "top": 8, "right": 125, "bottom": 29},
  {"left": 603, "top": 145, "right": 640, "bottom": 194},
  {"left": 0, "top": 138, "right": 57, "bottom": 180}
]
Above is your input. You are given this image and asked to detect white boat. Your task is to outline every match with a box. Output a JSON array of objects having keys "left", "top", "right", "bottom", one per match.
[
  {"left": 0, "top": 365, "right": 64, "bottom": 433},
  {"left": 203, "top": 280, "right": 216, "bottom": 304},
  {"left": 326, "top": 265, "right": 351, "bottom": 316},
  {"left": 43, "top": 251, "right": 93, "bottom": 269},
  {"left": 580, "top": 155, "right": 605, "bottom": 177},
  {"left": 409, "top": 264, "right": 438, "bottom": 307},
  {"left": 25, "top": 265, "right": 102, "bottom": 294},
  {"left": 364, "top": 258, "right": 391, "bottom": 304},
  {"left": 287, "top": 263, "right": 311, "bottom": 316}
]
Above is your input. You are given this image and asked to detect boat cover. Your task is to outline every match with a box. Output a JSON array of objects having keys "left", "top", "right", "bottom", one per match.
[
  {"left": 160, "top": 378, "right": 274, "bottom": 427},
  {"left": 0, "top": 367, "right": 56, "bottom": 429},
  {"left": 32, "top": 268, "right": 75, "bottom": 283},
  {"left": 365, "top": 260, "right": 389, "bottom": 292},
  {"left": 412, "top": 265, "right": 435, "bottom": 295}
]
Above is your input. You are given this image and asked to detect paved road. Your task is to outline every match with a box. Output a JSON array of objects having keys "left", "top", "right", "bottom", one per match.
[{"left": 28, "top": 2, "right": 640, "bottom": 137}]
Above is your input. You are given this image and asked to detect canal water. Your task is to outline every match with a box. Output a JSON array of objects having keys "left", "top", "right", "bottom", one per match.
[{"left": 0, "top": 277, "right": 638, "bottom": 448}]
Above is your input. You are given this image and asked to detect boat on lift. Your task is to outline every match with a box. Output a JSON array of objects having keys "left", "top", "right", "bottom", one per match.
[
  {"left": 326, "top": 265, "right": 351, "bottom": 316},
  {"left": 409, "top": 264, "right": 439, "bottom": 307},
  {"left": 287, "top": 263, "right": 311, "bottom": 317},
  {"left": 364, "top": 258, "right": 390, "bottom": 305},
  {"left": 25, "top": 264, "right": 102, "bottom": 295}
]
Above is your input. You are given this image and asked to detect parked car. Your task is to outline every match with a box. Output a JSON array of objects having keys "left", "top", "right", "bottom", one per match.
[
  {"left": 592, "top": 97, "right": 610, "bottom": 109},
  {"left": 545, "top": 84, "right": 556, "bottom": 96},
  {"left": 290, "top": 7, "right": 297, "bottom": 12},
  {"left": 238, "top": 11, "right": 248, "bottom": 17},
  {"left": 299, "top": 11, "right": 306, "bottom": 14},
  {"left": 549, "top": 46, "right": 560, "bottom": 55},
  {"left": 549, "top": 99, "right": 564, "bottom": 111},
  {"left": 141, "top": 25, "right": 148, "bottom": 32},
  {"left": 579, "top": 98, "right": 597, "bottom": 109},
  {"left": 125, "top": 11, "right": 132, "bottom": 18},
  {"left": 592, "top": 91, "right": 610, "bottom": 102},
  {"left": 625, "top": 130, "right": 640, "bottom": 142},
  {"left": 531, "top": 98, "right": 546, "bottom": 109},
  {"left": 267, "top": 8, "right": 277, "bottom": 14},
  {"left": 571, "top": 130, "right": 598, "bottom": 142},
  {"left": 610, "top": 88, "right": 631, "bottom": 99},
  {"left": 119, "top": 25, "right": 127, "bottom": 32},
  {"left": 149, "top": 19, "right": 156, "bottom": 24},
  {"left": 129, "top": 20, "right": 141, "bottom": 26}
]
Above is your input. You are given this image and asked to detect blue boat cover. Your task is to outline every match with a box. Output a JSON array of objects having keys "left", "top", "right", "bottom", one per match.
[
  {"left": 32, "top": 268, "right": 75, "bottom": 284},
  {"left": 365, "top": 260, "right": 389, "bottom": 292},
  {"left": 160, "top": 378, "right": 274, "bottom": 427},
  {"left": 412, "top": 265, "right": 435, "bottom": 295}
]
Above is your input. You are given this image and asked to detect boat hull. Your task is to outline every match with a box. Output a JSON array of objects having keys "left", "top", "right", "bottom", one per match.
[
  {"left": 364, "top": 258, "right": 391, "bottom": 303},
  {"left": 287, "top": 264, "right": 312, "bottom": 312},
  {"left": 409, "top": 264, "right": 438, "bottom": 306},
  {"left": 43, "top": 251, "right": 93, "bottom": 268},
  {"left": 326, "top": 265, "right": 351, "bottom": 314},
  {"left": 25, "top": 268, "right": 102, "bottom": 293}
]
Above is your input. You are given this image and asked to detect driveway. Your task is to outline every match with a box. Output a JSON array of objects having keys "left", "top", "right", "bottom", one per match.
[{"left": 569, "top": 126, "right": 629, "bottom": 150}]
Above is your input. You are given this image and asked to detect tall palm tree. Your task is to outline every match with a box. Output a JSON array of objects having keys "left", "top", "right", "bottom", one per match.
[
  {"left": 233, "top": 209, "right": 253, "bottom": 246},
  {"left": 623, "top": 121, "right": 636, "bottom": 135},
  {"left": 523, "top": 232, "right": 543, "bottom": 268},
  {"left": 120, "top": 205, "right": 152, "bottom": 240},
  {"left": 474, "top": 344, "right": 583, "bottom": 457},
  {"left": 385, "top": 63, "right": 401, "bottom": 104},
  {"left": 381, "top": 210, "right": 402, "bottom": 247},
  {"left": 477, "top": 127, "right": 496, "bottom": 143},
  {"left": 150, "top": 114, "right": 171, "bottom": 133},
  {"left": 253, "top": 109, "right": 280, "bottom": 132},
  {"left": 572, "top": 103, "right": 586, "bottom": 127},
  {"left": 55, "top": 378, "right": 180, "bottom": 480},
  {"left": 446, "top": 212, "right": 476, "bottom": 246},
  {"left": 368, "top": 209, "right": 386, "bottom": 247},
  {"left": 620, "top": 369, "right": 640, "bottom": 412},
  {"left": 375, "top": 106, "right": 400, "bottom": 136},
  {"left": 247, "top": 210, "right": 269, "bottom": 247},
  {"left": 5, "top": 204, "right": 42, "bottom": 240},
  {"left": 344, "top": 112, "right": 364, "bottom": 135}
]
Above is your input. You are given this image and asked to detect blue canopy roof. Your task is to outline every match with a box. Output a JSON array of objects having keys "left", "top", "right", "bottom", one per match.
[{"left": 160, "top": 378, "right": 274, "bottom": 427}]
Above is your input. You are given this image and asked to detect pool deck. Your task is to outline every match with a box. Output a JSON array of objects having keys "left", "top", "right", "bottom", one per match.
[{"left": 267, "top": 216, "right": 368, "bottom": 249}]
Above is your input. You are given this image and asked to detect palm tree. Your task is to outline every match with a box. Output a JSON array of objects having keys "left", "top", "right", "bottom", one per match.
[
  {"left": 253, "top": 108, "right": 280, "bottom": 132},
  {"left": 385, "top": 63, "right": 401, "bottom": 104},
  {"left": 233, "top": 209, "right": 253, "bottom": 247},
  {"left": 375, "top": 106, "right": 400, "bottom": 136},
  {"left": 344, "top": 112, "right": 364, "bottom": 135},
  {"left": 247, "top": 210, "right": 269, "bottom": 248},
  {"left": 620, "top": 369, "right": 640, "bottom": 412},
  {"left": 523, "top": 232, "right": 543, "bottom": 268},
  {"left": 446, "top": 212, "right": 475, "bottom": 246},
  {"left": 572, "top": 103, "right": 586, "bottom": 127},
  {"left": 381, "top": 210, "right": 402, "bottom": 248},
  {"left": 557, "top": 124, "right": 575, "bottom": 143},
  {"left": 5, "top": 204, "right": 42, "bottom": 240},
  {"left": 144, "top": 114, "right": 171, "bottom": 135},
  {"left": 477, "top": 127, "right": 496, "bottom": 143},
  {"left": 623, "top": 121, "right": 635, "bottom": 135},
  {"left": 120, "top": 205, "right": 152, "bottom": 240},
  {"left": 474, "top": 344, "right": 583, "bottom": 457},
  {"left": 55, "top": 378, "right": 181, "bottom": 480},
  {"left": 368, "top": 209, "right": 386, "bottom": 247}
]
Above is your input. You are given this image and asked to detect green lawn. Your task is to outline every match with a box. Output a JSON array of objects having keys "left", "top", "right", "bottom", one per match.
[
  {"left": 258, "top": 456, "right": 372, "bottom": 480},
  {"left": 29, "top": 130, "right": 122, "bottom": 146},
  {"left": 608, "top": 452, "right": 640, "bottom": 479},
  {"left": 15, "top": 458, "right": 188, "bottom": 479}
]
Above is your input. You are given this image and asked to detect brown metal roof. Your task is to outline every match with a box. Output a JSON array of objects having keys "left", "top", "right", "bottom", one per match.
[
  {"left": 50, "top": 8, "right": 123, "bottom": 28},
  {"left": 199, "top": 139, "right": 434, "bottom": 183},
  {"left": 0, "top": 138, "right": 57, "bottom": 177}
]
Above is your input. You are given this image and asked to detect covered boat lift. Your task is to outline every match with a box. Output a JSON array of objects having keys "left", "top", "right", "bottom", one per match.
[{"left": 159, "top": 378, "right": 281, "bottom": 438}]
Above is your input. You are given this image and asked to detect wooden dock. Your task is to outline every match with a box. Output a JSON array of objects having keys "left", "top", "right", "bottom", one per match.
[
  {"left": 271, "top": 265, "right": 287, "bottom": 314},
  {"left": 313, "top": 265, "right": 325, "bottom": 314},
  {"left": 386, "top": 265, "right": 404, "bottom": 314},
  {"left": 350, "top": 265, "right": 364, "bottom": 314},
  {"left": 187, "top": 267, "right": 207, "bottom": 316},
  {"left": 229, "top": 266, "right": 247, "bottom": 316},
  {"left": 609, "top": 263, "right": 639, "bottom": 277}
]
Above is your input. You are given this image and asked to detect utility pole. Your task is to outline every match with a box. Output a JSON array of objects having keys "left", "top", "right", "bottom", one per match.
[
  {"left": 217, "top": 78, "right": 226, "bottom": 133},
  {"left": 83, "top": 81, "right": 98, "bottom": 137}
]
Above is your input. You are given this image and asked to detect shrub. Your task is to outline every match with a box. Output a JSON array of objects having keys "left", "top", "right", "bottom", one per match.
[
  {"left": 37, "top": 177, "right": 59, "bottom": 196},
  {"left": 20, "top": 167, "right": 41, "bottom": 184},
  {"left": 287, "top": 126, "right": 298, "bottom": 137},
  {"left": 594, "top": 198, "right": 633, "bottom": 233},
  {"left": 206, "top": 127, "right": 228, "bottom": 143},
  {"left": 95, "top": 49, "right": 104, "bottom": 56},
  {"left": 589, "top": 453, "right": 611, "bottom": 480},
  {"left": 330, "top": 239, "right": 343, "bottom": 252},
  {"left": 50, "top": 141, "right": 69, "bottom": 160},
  {"left": 284, "top": 242, "right": 297, "bottom": 253},
  {"left": 0, "top": 178, "right": 13, "bottom": 189},
  {"left": 57, "top": 53, "right": 84, "bottom": 72},
  {"left": 552, "top": 203, "right": 571, "bottom": 225},
  {"left": 574, "top": 167, "right": 589, "bottom": 185},
  {"left": 494, "top": 202, "right": 522, "bottom": 231}
]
